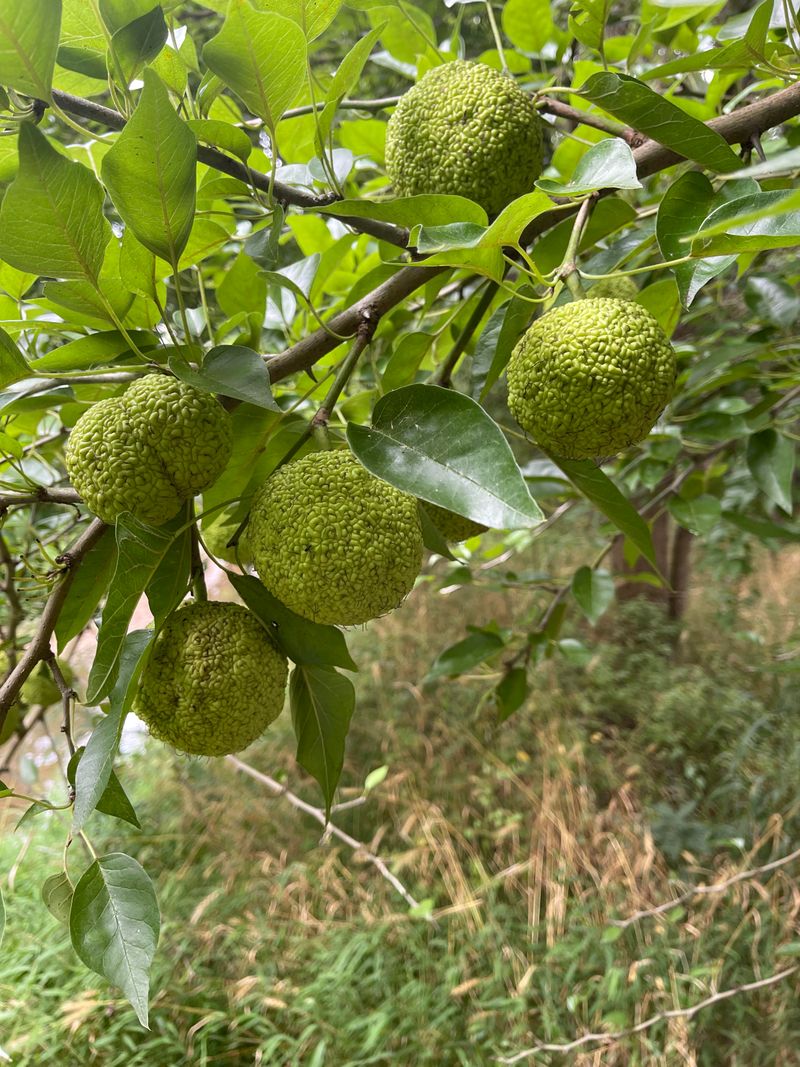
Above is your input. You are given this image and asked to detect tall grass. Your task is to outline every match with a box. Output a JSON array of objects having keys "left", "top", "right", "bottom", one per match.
[{"left": 0, "top": 545, "right": 798, "bottom": 1065}]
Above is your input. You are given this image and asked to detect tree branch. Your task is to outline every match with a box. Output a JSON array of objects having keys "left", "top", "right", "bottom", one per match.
[
  {"left": 0, "top": 519, "right": 106, "bottom": 724},
  {"left": 0, "top": 487, "right": 81, "bottom": 511},
  {"left": 226, "top": 755, "right": 430, "bottom": 918}
]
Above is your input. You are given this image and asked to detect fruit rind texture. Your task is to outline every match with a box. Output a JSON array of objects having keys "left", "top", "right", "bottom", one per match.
[
  {"left": 506, "top": 298, "right": 676, "bottom": 460},
  {"left": 422, "top": 502, "right": 487, "bottom": 543},
  {"left": 136, "top": 601, "right": 288, "bottom": 757},
  {"left": 385, "top": 60, "right": 544, "bottom": 216},
  {"left": 65, "top": 375, "right": 232, "bottom": 526},
  {"left": 587, "top": 276, "right": 639, "bottom": 301},
  {"left": 246, "top": 450, "right": 424, "bottom": 626}
]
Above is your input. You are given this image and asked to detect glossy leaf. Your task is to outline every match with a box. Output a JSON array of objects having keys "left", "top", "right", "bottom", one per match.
[
  {"left": 290, "top": 665, "right": 355, "bottom": 817},
  {"left": 0, "top": 124, "right": 110, "bottom": 282},
  {"left": 102, "top": 69, "right": 197, "bottom": 265},
  {"left": 68, "top": 748, "right": 140, "bottom": 829},
  {"left": 578, "top": 72, "right": 741, "bottom": 173},
  {"left": 321, "top": 195, "right": 487, "bottom": 229},
  {"left": 229, "top": 573, "right": 357, "bottom": 671},
  {"left": 251, "top": 0, "right": 341, "bottom": 40},
  {"left": 427, "top": 629, "right": 506, "bottom": 681},
  {"left": 169, "top": 345, "right": 278, "bottom": 410},
  {"left": 747, "top": 430, "right": 794, "bottom": 515},
  {"left": 537, "top": 138, "right": 641, "bottom": 197},
  {"left": 0, "top": 328, "right": 30, "bottom": 389},
  {"left": 347, "top": 384, "right": 544, "bottom": 530},
  {"left": 693, "top": 192, "right": 800, "bottom": 254},
  {"left": 203, "top": 0, "right": 307, "bottom": 133},
  {"left": 109, "top": 5, "right": 167, "bottom": 83},
  {"left": 70, "top": 853, "right": 159, "bottom": 1027},
  {"left": 0, "top": 0, "right": 61, "bottom": 99}
]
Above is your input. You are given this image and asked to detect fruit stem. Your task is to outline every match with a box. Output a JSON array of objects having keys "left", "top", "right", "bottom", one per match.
[
  {"left": 557, "top": 192, "right": 598, "bottom": 299},
  {"left": 483, "top": 1, "right": 509, "bottom": 74}
]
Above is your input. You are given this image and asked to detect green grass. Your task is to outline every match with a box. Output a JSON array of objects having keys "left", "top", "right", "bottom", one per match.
[{"left": 1, "top": 550, "right": 799, "bottom": 1065}]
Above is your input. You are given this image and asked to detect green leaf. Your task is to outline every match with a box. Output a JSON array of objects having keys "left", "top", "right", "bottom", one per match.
[
  {"left": 203, "top": 0, "right": 307, "bottom": 133},
  {"left": 315, "top": 24, "right": 383, "bottom": 152},
  {"left": 109, "top": 5, "right": 167, "bottom": 84},
  {"left": 229, "top": 572, "right": 357, "bottom": 671},
  {"left": 577, "top": 72, "right": 741, "bottom": 173},
  {"left": 34, "top": 330, "right": 155, "bottom": 373},
  {"left": 169, "top": 345, "right": 278, "bottom": 410},
  {"left": 0, "top": 123, "right": 110, "bottom": 282},
  {"left": 747, "top": 430, "right": 794, "bottom": 515},
  {"left": 68, "top": 748, "right": 140, "bottom": 829},
  {"left": 290, "top": 665, "right": 355, "bottom": 818},
  {"left": 251, "top": 0, "right": 341, "bottom": 40},
  {"left": 495, "top": 667, "right": 528, "bottom": 723},
  {"left": 321, "top": 195, "right": 487, "bottom": 229},
  {"left": 70, "top": 853, "right": 159, "bottom": 1028},
  {"left": 601, "top": 924, "right": 623, "bottom": 943},
  {"left": 427, "top": 629, "right": 506, "bottom": 681},
  {"left": 0, "top": 0, "right": 62, "bottom": 99},
  {"left": 42, "top": 871, "right": 74, "bottom": 924},
  {"left": 75, "top": 630, "right": 152, "bottom": 833},
  {"left": 571, "top": 566, "right": 615, "bottom": 625},
  {"left": 364, "top": 765, "right": 388, "bottom": 792},
  {"left": 86, "top": 517, "right": 178, "bottom": 704},
  {"left": 656, "top": 172, "right": 736, "bottom": 306},
  {"left": 537, "top": 138, "right": 641, "bottom": 197},
  {"left": 186, "top": 119, "right": 252, "bottom": 162},
  {"left": 745, "top": 276, "right": 800, "bottom": 328},
  {"left": 98, "top": 0, "right": 155, "bottom": 32},
  {"left": 503, "top": 0, "right": 560, "bottom": 52},
  {"left": 693, "top": 192, "right": 800, "bottom": 254},
  {"left": 569, "top": 0, "right": 612, "bottom": 54},
  {"left": 668, "top": 493, "right": 722, "bottom": 536},
  {"left": 0, "top": 328, "right": 30, "bottom": 389},
  {"left": 144, "top": 509, "right": 192, "bottom": 626},
  {"left": 347, "top": 384, "right": 544, "bottom": 530},
  {"left": 101, "top": 69, "right": 197, "bottom": 266},
  {"left": 552, "top": 457, "right": 658, "bottom": 570},
  {"left": 55, "top": 529, "right": 117, "bottom": 651},
  {"left": 474, "top": 296, "right": 532, "bottom": 400}
]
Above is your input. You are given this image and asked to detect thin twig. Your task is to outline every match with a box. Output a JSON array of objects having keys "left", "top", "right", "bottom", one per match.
[
  {"left": 537, "top": 96, "right": 634, "bottom": 142},
  {"left": 44, "top": 650, "right": 77, "bottom": 765},
  {"left": 614, "top": 845, "right": 800, "bottom": 928},
  {"left": 0, "top": 519, "right": 106, "bottom": 725},
  {"left": 498, "top": 967, "right": 799, "bottom": 1061},
  {"left": 0, "top": 487, "right": 81, "bottom": 510},
  {"left": 430, "top": 281, "right": 499, "bottom": 387},
  {"left": 0, "top": 534, "right": 24, "bottom": 662},
  {"left": 226, "top": 755, "right": 431, "bottom": 918}
]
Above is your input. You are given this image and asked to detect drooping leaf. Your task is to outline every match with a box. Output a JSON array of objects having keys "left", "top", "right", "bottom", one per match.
[
  {"left": 495, "top": 666, "right": 528, "bottom": 723},
  {"left": 427, "top": 629, "right": 506, "bottom": 681},
  {"left": 68, "top": 748, "right": 140, "bottom": 829},
  {"left": 571, "top": 566, "right": 615, "bottom": 625},
  {"left": 0, "top": 0, "right": 62, "bottom": 99},
  {"left": 203, "top": 0, "right": 307, "bottom": 133},
  {"left": 347, "top": 384, "right": 544, "bottom": 529},
  {"left": 668, "top": 493, "right": 722, "bottom": 536},
  {"left": 109, "top": 5, "right": 167, "bottom": 84},
  {"left": 577, "top": 72, "right": 741, "bottom": 173},
  {"left": 169, "top": 345, "right": 278, "bottom": 410},
  {"left": 144, "top": 507, "right": 192, "bottom": 627},
  {"left": 229, "top": 572, "right": 357, "bottom": 671},
  {"left": 0, "top": 328, "right": 31, "bottom": 389},
  {"left": 70, "top": 853, "right": 159, "bottom": 1027},
  {"left": 0, "top": 123, "right": 110, "bottom": 282},
  {"left": 290, "top": 665, "right": 355, "bottom": 817},
  {"left": 747, "top": 430, "right": 794, "bottom": 515},
  {"left": 42, "top": 871, "right": 74, "bottom": 924},
  {"left": 55, "top": 529, "right": 118, "bottom": 652},
  {"left": 102, "top": 69, "right": 197, "bottom": 266}
]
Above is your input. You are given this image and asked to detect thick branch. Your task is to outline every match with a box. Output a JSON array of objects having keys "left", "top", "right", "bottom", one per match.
[
  {"left": 0, "top": 519, "right": 106, "bottom": 723},
  {"left": 0, "top": 487, "right": 81, "bottom": 511}
]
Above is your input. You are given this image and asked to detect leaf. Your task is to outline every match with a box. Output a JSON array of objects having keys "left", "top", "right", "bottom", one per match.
[
  {"left": 347, "top": 384, "right": 544, "bottom": 530},
  {"left": 552, "top": 457, "right": 659, "bottom": 570},
  {"left": 668, "top": 493, "right": 722, "bottom": 536},
  {"left": 0, "top": 328, "right": 31, "bottom": 389},
  {"left": 186, "top": 119, "right": 252, "bottom": 162},
  {"left": 315, "top": 24, "right": 383, "bottom": 152},
  {"left": 203, "top": 0, "right": 307, "bottom": 133},
  {"left": 537, "top": 138, "right": 641, "bottom": 197},
  {"left": 571, "top": 566, "right": 615, "bottom": 625},
  {"left": 747, "top": 430, "right": 794, "bottom": 515},
  {"left": 169, "top": 345, "right": 278, "bottom": 410},
  {"left": 0, "top": 0, "right": 62, "bottom": 99},
  {"left": 320, "top": 195, "right": 487, "bottom": 229},
  {"left": 55, "top": 529, "right": 117, "bottom": 651},
  {"left": 101, "top": 69, "right": 197, "bottom": 266},
  {"left": 364, "top": 765, "right": 388, "bottom": 792},
  {"left": 87, "top": 516, "right": 177, "bottom": 704},
  {"left": 495, "top": 667, "right": 528, "bottom": 723},
  {"left": 109, "top": 5, "right": 167, "bottom": 84},
  {"left": 251, "top": 0, "right": 341, "bottom": 40},
  {"left": 0, "top": 123, "right": 110, "bottom": 282},
  {"left": 577, "top": 72, "right": 741, "bottom": 173},
  {"left": 70, "top": 853, "right": 159, "bottom": 1027},
  {"left": 75, "top": 630, "right": 152, "bottom": 833},
  {"left": 290, "top": 665, "right": 355, "bottom": 817},
  {"left": 144, "top": 509, "right": 192, "bottom": 626},
  {"left": 474, "top": 297, "right": 532, "bottom": 400},
  {"left": 229, "top": 572, "right": 357, "bottom": 671},
  {"left": 68, "top": 748, "right": 140, "bottom": 829},
  {"left": 42, "top": 871, "right": 74, "bottom": 924},
  {"left": 98, "top": 0, "right": 155, "bottom": 32},
  {"left": 427, "top": 629, "right": 506, "bottom": 681},
  {"left": 656, "top": 172, "right": 736, "bottom": 306},
  {"left": 745, "top": 276, "right": 800, "bottom": 328},
  {"left": 693, "top": 192, "right": 800, "bottom": 255}
]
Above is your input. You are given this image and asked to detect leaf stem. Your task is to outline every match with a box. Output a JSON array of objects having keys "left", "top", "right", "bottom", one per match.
[{"left": 483, "top": 1, "right": 509, "bottom": 74}]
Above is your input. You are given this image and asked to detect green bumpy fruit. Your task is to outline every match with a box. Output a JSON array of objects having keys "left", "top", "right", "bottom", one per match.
[
  {"left": 136, "top": 601, "right": 287, "bottom": 757},
  {"left": 385, "top": 60, "right": 544, "bottom": 216},
  {"left": 247, "top": 450, "right": 424, "bottom": 626},
  {"left": 507, "top": 299, "right": 676, "bottom": 460},
  {"left": 588, "top": 276, "right": 639, "bottom": 301},
  {"left": 65, "top": 375, "right": 232, "bottom": 526},
  {"left": 422, "top": 503, "right": 487, "bottom": 544}
]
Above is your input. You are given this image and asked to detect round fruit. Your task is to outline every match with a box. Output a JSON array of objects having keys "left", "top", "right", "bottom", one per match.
[
  {"left": 246, "top": 450, "right": 424, "bottom": 626},
  {"left": 65, "top": 375, "right": 232, "bottom": 526},
  {"left": 385, "top": 60, "right": 544, "bottom": 216},
  {"left": 422, "top": 502, "right": 487, "bottom": 543},
  {"left": 136, "top": 601, "right": 287, "bottom": 757},
  {"left": 506, "top": 298, "right": 676, "bottom": 459},
  {"left": 588, "top": 276, "right": 639, "bottom": 301}
]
